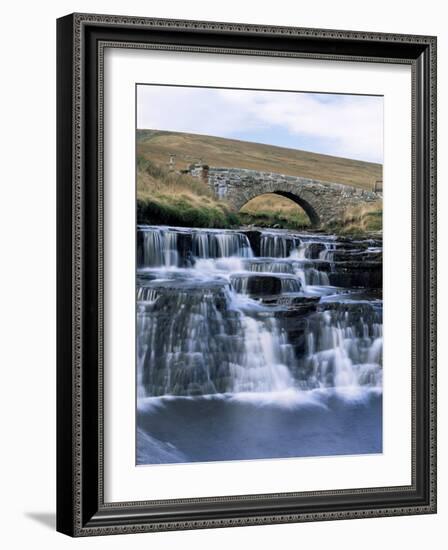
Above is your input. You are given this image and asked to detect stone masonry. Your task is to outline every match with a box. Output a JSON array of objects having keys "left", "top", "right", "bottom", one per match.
[{"left": 190, "top": 165, "right": 382, "bottom": 227}]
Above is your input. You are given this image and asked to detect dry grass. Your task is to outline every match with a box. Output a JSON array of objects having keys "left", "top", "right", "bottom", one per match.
[
  {"left": 241, "top": 194, "right": 306, "bottom": 216},
  {"left": 137, "top": 129, "right": 382, "bottom": 191},
  {"left": 136, "top": 131, "right": 383, "bottom": 233},
  {"left": 331, "top": 201, "right": 383, "bottom": 234},
  {"left": 137, "top": 157, "right": 239, "bottom": 228},
  {"left": 240, "top": 194, "right": 310, "bottom": 228},
  {"left": 137, "top": 156, "right": 213, "bottom": 201}
]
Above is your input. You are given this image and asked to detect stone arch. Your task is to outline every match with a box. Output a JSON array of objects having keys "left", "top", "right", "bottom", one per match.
[
  {"left": 204, "top": 167, "right": 382, "bottom": 227},
  {"left": 235, "top": 189, "right": 321, "bottom": 227}
]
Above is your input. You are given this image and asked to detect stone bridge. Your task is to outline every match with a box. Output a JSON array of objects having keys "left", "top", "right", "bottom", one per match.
[{"left": 190, "top": 165, "right": 382, "bottom": 227}]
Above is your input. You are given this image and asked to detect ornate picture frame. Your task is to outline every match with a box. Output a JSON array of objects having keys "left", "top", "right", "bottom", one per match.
[{"left": 56, "top": 13, "right": 437, "bottom": 536}]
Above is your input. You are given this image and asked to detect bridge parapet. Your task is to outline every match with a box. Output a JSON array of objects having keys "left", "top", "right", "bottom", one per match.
[{"left": 190, "top": 165, "right": 382, "bottom": 227}]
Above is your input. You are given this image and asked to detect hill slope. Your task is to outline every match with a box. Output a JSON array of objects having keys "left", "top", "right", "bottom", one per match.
[{"left": 137, "top": 129, "right": 382, "bottom": 191}]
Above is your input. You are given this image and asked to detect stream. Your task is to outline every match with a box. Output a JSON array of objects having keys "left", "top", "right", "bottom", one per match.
[{"left": 136, "top": 225, "right": 383, "bottom": 464}]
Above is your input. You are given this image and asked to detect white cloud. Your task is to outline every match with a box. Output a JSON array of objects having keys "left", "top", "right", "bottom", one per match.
[
  {"left": 137, "top": 87, "right": 254, "bottom": 136},
  {"left": 137, "top": 86, "right": 383, "bottom": 163}
]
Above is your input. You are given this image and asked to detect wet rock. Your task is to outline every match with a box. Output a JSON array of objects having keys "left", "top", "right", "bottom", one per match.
[
  {"left": 272, "top": 295, "right": 320, "bottom": 313},
  {"left": 231, "top": 274, "right": 283, "bottom": 295},
  {"left": 240, "top": 230, "right": 262, "bottom": 256},
  {"left": 275, "top": 304, "right": 320, "bottom": 360},
  {"left": 306, "top": 242, "right": 327, "bottom": 259},
  {"left": 136, "top": 230, "right": 145, "bottom": 267},
  {"left": 330, "top": 250, "right": 382, "bottom": 263},
  {"left": 292, "top": 259, "right": 332, "bottom": 273},
  {"left": 176, "top": 232, "right": 193, "bottom": 267},
  {"left": 333, "top": 241, "right": 369, "bottom": 251},
  {"left": 329, "top": 261, "right": 382, "bottom": 289}
]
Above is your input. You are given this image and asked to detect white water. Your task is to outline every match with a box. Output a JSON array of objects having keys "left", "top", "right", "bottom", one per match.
[{"left": 137, "top": 226, "right": 383, "bottom": 398}]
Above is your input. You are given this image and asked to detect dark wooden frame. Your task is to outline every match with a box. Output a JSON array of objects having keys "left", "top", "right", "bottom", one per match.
[{"left": 57, "top": 13, "right": 437, "bottom": 537}]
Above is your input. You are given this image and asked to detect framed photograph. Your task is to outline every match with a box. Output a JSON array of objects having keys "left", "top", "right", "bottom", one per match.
[{"left": 56, "top": 13, "right": 437, "bottom": 536}]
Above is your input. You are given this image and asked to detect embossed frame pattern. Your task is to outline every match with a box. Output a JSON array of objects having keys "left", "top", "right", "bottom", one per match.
[{"left": 56, "top": 12, "right": 437, "bottom": 537}]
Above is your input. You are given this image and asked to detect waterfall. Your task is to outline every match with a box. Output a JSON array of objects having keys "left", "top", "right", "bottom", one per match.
[
  {"left": 138, "top": 226, "right": 253, "bottom": 268},
  {"left": 280, "top": 277, "right": 302, "bottom": 293},
  {"left": 229, "top": 316, "right": 295, "bottom": 393},
  {"left": 137, "top": 225, "right": 383, "bottom": 398},
  {"left": 192, "top": 231, "right": 253, "bottom": 259},
  {"left": 139, "top": 227, "right": 179, "bottom": 267},
  {"left": 289, "top": 240, "right": 334, "bottom": 288},
  {"left": 319, "top": 242, "right": 336, "bottom": 261},
  {"left": 243, "top": 260, "right": 294, "bottom": 274},
  {"left": 304, "top": 268, "right": 330, "bottom": 286},
  {"left": 290, "top": 262, "right": 330, "bottom": 288},
  {"left": 260, "top": 233, "right": 300, "bottom": 257},
  {"left": 300, "top": 308, "right": 383, "bottom": 389},
  {"left": 137, "top": 287, "right": 159, "bottom": 302},
  {"left": 137, "top": 285, "right": 296, "bottom": 396}
]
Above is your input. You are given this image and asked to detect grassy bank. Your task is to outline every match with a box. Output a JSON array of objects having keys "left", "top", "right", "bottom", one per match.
[
  {"left": 327, "top": 202, "right": 383, "bottom": 235},
  {"left": 137, "top": 159, "right": 313, "bottom": 230},
  {"left": 137, "top": 156, "right": 239, "bottom": 228},
  {"left": 137, "top": 132, "right": 382, "bottom": 235},
  {"left": 137, "top": 157, "right": 382, "bottom": 234}
]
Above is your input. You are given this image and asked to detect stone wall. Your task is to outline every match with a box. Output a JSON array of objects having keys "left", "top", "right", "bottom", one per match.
[{"left": 192, "top": 165, "right": 382, "bottom": 227}]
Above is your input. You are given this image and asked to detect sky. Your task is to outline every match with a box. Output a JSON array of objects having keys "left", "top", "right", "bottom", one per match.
[{"left": 137, "top": 85, "right": 383, "bottom": 164}]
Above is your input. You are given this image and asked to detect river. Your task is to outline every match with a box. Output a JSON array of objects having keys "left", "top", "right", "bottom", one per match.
[{"left": 136, "top": 225, "right": 383, "bottom": 464}]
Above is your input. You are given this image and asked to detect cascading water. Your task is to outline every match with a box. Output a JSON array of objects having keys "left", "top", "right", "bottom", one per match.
[
  {"left": 139, "top": 227, "right": 179, "bottom": 267},
  {"left": 138, "top": 226, "right": 253, "bottom": 268},
  {"left": 137, "top": 285, "right": 296, "bottom": 396},
  {"left": 191, "top": 230, "right": 253, "bottom": 259},
  {"left": 136, "top": 225, "right": 383, "bottom": 464},
  {"left": 260, "top": 233, "right": 301, "bottom": 258},
  {"left": 299, "top": 307, "right": 383, "bottom": 389},
  {"left": 137, "top": 225, "right": 383, "bottom": 397}
]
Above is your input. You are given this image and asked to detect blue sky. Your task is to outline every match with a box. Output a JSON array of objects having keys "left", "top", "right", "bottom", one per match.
[{"left": 137, "top": 85, "right": 383, "bottom": 164}]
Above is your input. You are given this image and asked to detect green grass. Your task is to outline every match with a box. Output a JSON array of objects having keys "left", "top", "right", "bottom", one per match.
[
  {"left": 137, "top": 156, "right": 239, "bottom": 228},
  {"left": 137, "top": 196, "right": 240, "bottom": 228},
  {"left": 137, "top": 144, "right": 383, "bottom": 235}
]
